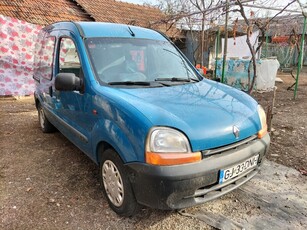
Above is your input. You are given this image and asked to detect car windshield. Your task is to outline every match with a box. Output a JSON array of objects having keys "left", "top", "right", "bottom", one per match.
[{"left": 85, "top": 38, "right": 200, "bottom": 86}]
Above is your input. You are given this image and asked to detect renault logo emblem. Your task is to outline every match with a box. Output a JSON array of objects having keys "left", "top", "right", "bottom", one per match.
[{"left": 233, "top": 126, "right": 240, "bottom": 138}]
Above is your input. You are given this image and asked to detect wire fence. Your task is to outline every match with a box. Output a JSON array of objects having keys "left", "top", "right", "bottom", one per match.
[{"left": 262, "top": 42, "right": 307, "bottom": 69}]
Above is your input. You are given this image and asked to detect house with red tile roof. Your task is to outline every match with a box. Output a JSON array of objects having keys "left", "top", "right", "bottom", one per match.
[
  {"left": 0, "top": 0, "right": 180, "bottom": 37},
  {"left": 0, "top": 0, "right": 92, "bottom": 25},
  {"left": 0, "top": 0, "right": 185, "bottom": 96}
]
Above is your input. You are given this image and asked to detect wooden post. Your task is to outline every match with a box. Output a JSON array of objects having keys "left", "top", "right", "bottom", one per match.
[{"left": 267, "top": 86, "right": 277, "bottom": 132}]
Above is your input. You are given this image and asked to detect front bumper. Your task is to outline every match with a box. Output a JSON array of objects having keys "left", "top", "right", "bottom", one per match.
[{"left": 126, "top": 134, "right": 270, "bottom": 210}]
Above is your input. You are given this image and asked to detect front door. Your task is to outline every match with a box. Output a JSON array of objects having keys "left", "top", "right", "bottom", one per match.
[{"left": 53, "top": 35, "right": 93, "bottom": 155}]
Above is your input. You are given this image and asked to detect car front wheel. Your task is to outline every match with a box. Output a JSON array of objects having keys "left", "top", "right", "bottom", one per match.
[{"left": 100, "top": 149, "right": 139, "bottom": 216}]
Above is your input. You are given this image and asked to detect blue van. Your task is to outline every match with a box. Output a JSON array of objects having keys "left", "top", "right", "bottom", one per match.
[{"left": 33, "top": 22, "right": 270, "bottom": 216}]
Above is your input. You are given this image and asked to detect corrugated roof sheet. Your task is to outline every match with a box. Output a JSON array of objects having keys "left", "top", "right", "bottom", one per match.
[{"left": 0, "top": 0, "right": 93, "bottom": 25}]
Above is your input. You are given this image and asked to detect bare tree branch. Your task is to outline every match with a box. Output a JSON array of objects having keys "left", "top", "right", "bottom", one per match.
[
  {"left": 296, "top": 0, "right": 307, "bottom": 17},
  {"left": 235, "top": 0, "right": 297, "bottom": 94}
]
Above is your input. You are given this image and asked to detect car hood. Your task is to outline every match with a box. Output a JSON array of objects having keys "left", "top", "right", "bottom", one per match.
[{"left": 113, "top": 80, "right": 261, "bottom": 151}]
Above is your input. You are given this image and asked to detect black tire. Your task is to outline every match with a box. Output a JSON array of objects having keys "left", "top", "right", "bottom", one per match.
[
  {"left": 37, "top": 103, "right": 56, "bottom": 133},
  {"left": 99, "top": 148, "right": 139, "bottom": 217}
]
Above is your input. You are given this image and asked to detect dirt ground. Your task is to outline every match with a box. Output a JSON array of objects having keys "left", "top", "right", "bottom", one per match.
[
  {"left": 255, "top": 69, "right": 307, "bottom": 171},
  {"left": 0, "top": 70, "right": 306, "bottom": 229}
]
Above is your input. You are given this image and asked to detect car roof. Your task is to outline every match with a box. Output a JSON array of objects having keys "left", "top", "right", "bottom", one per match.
[{"left": 44, "top": 21, "right": 167, "bottom": 41}]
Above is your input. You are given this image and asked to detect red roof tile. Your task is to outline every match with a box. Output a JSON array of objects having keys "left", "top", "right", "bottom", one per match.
[
  {"left": 0, "top": 0, "right": 93, "bottom": 25},
  {"left": 75, "top": 0, "right": 165, "bottom": 28},
  {"left": 0, "top": 0, "right": 181, "bottom": 37},
  {"left": 75, "top": 0, "right": 181, "bottom": 37}
]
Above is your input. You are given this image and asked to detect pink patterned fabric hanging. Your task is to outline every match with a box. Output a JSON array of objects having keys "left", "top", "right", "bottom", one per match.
[{"left": 0, "top": 15, "right": 42, "bottom": 96}]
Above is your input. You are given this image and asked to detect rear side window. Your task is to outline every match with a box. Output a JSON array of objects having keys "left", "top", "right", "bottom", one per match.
[
  {"left": 58, "top": 38, "right": 81, "bottom": 78},
  {"left": 34, "top": 35, "right": 55, "bottom": 80}
]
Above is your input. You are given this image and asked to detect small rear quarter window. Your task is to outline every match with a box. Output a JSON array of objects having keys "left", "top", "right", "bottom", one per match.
[{"left": 34, "top": 35, "right": 55, "bottom": 80}]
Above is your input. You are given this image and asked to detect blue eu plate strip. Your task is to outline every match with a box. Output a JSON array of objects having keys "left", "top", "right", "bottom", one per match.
[{"left": 219, "top": 170, "right": 224, "bottom": 184}]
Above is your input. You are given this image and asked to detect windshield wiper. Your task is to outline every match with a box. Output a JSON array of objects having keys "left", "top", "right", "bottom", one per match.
[
  {"left": 155, "top": 77, "right": 191, "bottom": 82},
  {"left": 108, "top": 81, "right": 150, "bottom": 86}
]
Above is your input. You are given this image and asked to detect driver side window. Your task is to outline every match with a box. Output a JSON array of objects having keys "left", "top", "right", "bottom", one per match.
[{"left": 58, "top": 38, "right": 82, "bottom": 78}]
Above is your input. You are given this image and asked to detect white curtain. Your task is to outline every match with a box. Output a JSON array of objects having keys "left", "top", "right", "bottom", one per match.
[{"left": 221, "top": 30, "right": 260, "bottom": 59}]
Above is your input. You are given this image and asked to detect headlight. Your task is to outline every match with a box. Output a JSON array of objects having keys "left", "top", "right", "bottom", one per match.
[
  {"left": 145, "top": 127, "right": 201, "bottom": 166},
  {"left": 149, "top": 127, "right": 191, "bottom": 153},
  {"left": 257, "top": 105, "right": 268, "bottom": 138}
]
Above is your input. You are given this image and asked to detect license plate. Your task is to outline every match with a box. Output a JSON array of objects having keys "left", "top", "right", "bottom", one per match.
[{"left": 219, "top": 155, "right": 259, "bottom": 184}]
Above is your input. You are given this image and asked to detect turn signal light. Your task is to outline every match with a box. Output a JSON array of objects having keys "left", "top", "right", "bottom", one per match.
[{"left": 145, "top": 152, "right": 201, "bottom": 166}]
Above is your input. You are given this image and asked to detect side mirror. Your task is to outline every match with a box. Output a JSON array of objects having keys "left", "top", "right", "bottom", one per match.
[{"left": 55, "top": 73, "right": 82, "bottom": 91}]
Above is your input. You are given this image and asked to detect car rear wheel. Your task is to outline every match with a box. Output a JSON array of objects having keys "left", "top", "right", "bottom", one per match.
[
  {"left": 38, "top": 104, "right": 56, "bottom": 133},
  {"left": 100, "top": 149, "right": 139, "bottom": 216}
]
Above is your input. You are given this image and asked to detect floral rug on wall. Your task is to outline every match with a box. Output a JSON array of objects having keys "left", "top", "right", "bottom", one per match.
[{"left": 0, "top": 15, "right": 42, "bottom": 96}]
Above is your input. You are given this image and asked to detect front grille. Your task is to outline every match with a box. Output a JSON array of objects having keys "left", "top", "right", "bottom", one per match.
[
  {"left": 201, "top": 135, "right": 258, "bottom": 158},
  {"left": 184, "top": 167, "right": 259, "bottom": 202}
]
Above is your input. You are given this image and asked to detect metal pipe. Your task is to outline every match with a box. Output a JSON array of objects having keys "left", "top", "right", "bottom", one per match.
[
  {"left": 214, "top": 28, "right": 220, "bottom": 79},
  {"left": 221, "top": 0, "right": 229, "bottom": 83},
  {"left": 294, "top": 16, "right": 307, "bottom": 99},
  {"left": 242, "top": 4, "right": 301, "bottom": 13}
]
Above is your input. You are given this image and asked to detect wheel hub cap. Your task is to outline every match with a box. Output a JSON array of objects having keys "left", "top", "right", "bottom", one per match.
[{"left": 102, "top": 160, "right": 124, "bottom": 207}]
